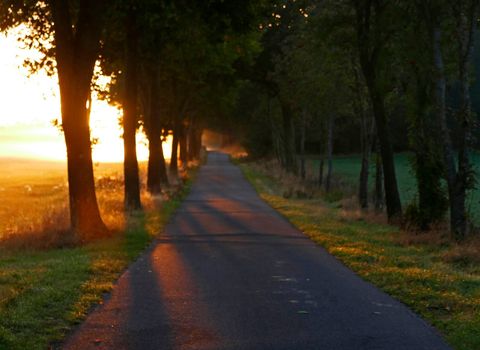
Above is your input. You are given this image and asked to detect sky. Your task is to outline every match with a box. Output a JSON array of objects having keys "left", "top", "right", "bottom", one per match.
[{"left": 0, "top": 28, "right": 162, "bottom": 162}]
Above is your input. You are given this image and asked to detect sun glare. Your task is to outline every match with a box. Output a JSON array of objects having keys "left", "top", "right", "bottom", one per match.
[{"left": 0, "top": 28, "right": 169, "bottom": 163}]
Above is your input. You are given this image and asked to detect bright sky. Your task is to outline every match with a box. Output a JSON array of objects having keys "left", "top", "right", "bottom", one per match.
[{"left": 0, "top": 28, "right": 167, "bottom": 162}]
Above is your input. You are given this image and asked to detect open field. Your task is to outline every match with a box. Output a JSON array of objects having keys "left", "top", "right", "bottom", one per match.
[
  {"left": 0, "top": 158, "right": 152, "bottom": 244},
  {"left": 306, "top": 153, "right": 480, "bottom": 222},
  {"left": 240, "top": 161, "right": 480, "bottom": 350}
]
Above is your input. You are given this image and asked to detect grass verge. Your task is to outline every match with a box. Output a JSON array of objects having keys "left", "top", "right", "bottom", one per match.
[
  {"left": 239, "top": 162, "right": 480, "bottom": 350},
  {"left": 0, "top": 172, "right": 194, "bottom": 350}
]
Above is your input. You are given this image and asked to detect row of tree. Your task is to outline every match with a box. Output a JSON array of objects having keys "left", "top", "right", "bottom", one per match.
[
  {"left": 2, "top": 0, "right": 479, "bottom": 242},
  {"left": 0, "top": 0, "right": 263, "bottom": 241},
  {"left": 234, "top": 0, "right": 480, "bottom": 241}
]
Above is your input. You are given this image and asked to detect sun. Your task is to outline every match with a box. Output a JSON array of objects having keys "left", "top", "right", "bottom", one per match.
[{"left": 0, "top": 27, "right": 171, "bottom": 163}]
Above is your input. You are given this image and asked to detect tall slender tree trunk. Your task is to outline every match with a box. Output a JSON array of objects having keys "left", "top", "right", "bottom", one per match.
[
  {"left": 374, "top": 141, "right": 384, "bottom": 213},
  {"left": 51, "top": 0, "right": 108, "bottom": 240},
  {"left": 318, "top": 158, "right": 324, "bottom": 187},
  {"left": 433, "top": 26, "right": 463, "bottom": 236},
  {"left": 279, "top": 99, "right": 297, "bottom": 174},
  {"left": 300, "top": 110, "right": 307, "bottom": 180},
  {"left": 170, "top": 121, "right": 179, "bottom": 178},
  {"left": 179, "top": 123, "right": 188, "bottom": 168},
  {"left": 325, "top": 114, "right": 334, "bottom": 193},
  {"left": 187, "top": 117, "right": 196, "bottom": 161},
  {"left": 352, "top": 59, "right": 372, "bottom": 209},
  {"left": 359, "top": 116, "right": 373, "bottom": 209},
  {"left": 359, "top": 137, "right": 370, "bottom": 209},
  {"left": 123, "top": 6, "right": 141, "bottom": 211}
]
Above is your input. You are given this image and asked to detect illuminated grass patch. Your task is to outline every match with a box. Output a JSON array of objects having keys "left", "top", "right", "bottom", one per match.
[{"left": 240, "top": 162, "right": 480, "bottom": 350}]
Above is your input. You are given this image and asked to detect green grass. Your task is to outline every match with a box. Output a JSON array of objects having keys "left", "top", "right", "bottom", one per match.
[
  {"left": 0, "top": 167, "right": 193, "bottom": 350},
  {"left": 240, "top": 162, "right": 480, "bottom": 350},
  {"left": 309, "top": 153, "right": 480, "bottom": 222}
]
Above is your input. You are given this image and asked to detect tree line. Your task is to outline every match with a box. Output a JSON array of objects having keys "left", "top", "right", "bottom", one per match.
[
  {"left": 2, "top": 0, "right": 479, "bottom": 242},
  {"left": 234, "top": 0, "right": 480, "bottom": 241},
  {"left": 0, "top": 0, "right": 264, "bottom": 241}
]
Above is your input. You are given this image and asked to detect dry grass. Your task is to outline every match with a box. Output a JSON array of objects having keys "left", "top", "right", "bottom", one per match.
[
  {"left": 240, "top": 158, "right": 480, "bottom": 270},
  {"left": 0, "top": 158, "right": 180, "bottom": 250},
  {"left": 442, "top": 237, "right": 480, "bottom": 266},
  {"left": 245, "top": 159, "right": 322, "bottom": 199}
]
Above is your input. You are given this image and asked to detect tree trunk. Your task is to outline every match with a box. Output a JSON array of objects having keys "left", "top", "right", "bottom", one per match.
[
  {"left": 279, "top": 99, "right": 297, "bottom": 174},
  {"left": 374, "top": 144, "right": 384, "bottom": 213},
  {"left": 325, "top": 114, "right": 334, "bottom": 193},
  {"left": 50, "top": 0, "right": 108, "bottom": 240},
  {"left": 187, "top": 117, "right": 196, "bottom": 161},
  {"left": 63, "top": 100, "right": 107, "bottom": 239},
  {"left": 123, "top": 6, "right": 142, "bottom": 211},
  {"left": 359, "top": 114, "right": 373, "bottom": 209},
  {"left": 354, "top": 1, "right": 402, "bottom": 222},
  {"left": 454, "top": 3, "right": 477, "bottom": 239},
  {"left": 363, "top": 65, "right": 402, "bottom": 221},
  {"left": 352, "top": 59, "right": 372, "bottom": 209},
  {"left": 170, "top": 122, "right": 179, "bottom": 178},
  {"left": 299, "top": 110, "right": 307, "bottom": 180},
  {"left": 359, "top": 149, "right": 370, "bottom": 209},
  {"left": 147, "top": 125, "right": 162, "bottom": 193},
  {"left": 145, "top": 68, "right": 168, "bottom": 192},
  {"left": 179, "top": 123, "right": 188, "bottom": 168},
  {"left": 188, "top": 121, "right": 203, "bottom": 161}
]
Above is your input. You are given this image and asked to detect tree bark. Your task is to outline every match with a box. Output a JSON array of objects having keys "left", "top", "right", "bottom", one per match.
[
  {"left": 363, "top": 67, "right": 401, "bottom": 221},
  {"left": 279, "top": 99, "right": 297, "bottom": 174},
  {"left": 352, "top": 58, "right": 373, "bottom": 209},
  {"left": 374, "top": 145, "right": 384, "bottom": 213},
  {"left": 170, "top": 123, "right": 179, "bottom": 178},
  {"left": 187, "top": 118, "right": 203, "bottom": 161},
  {"left": 147, "top": 128, "right": 162, "bottom": 194},
  {"left": 299, "top": 110, "right": 307, "bottom": 180},
  {"left": 325, "top": 114, "right": 334, "bottom": 193},
  {"left": 179, "top": 123, "right": 188, "bottom": 168},
  {"left": 433, "top": 26, "right": 463, "bottom": 236},
  {"left": 50, "top": 0, "right": 108, "bottom": 240},
  {"left": 359, "top": 146, "right": 370, "bottom": 209},
  {"left": 145, "top": 68, "right": 168, "bottom": 192},
  {"left": 122, "top": 5, "right": 142, "bottom": 211}
]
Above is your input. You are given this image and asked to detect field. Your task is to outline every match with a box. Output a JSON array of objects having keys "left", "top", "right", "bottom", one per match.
[
  {"left": 0, "top": 158, "right": 145, "bottom": 244},
  {"left": 0, "top": 158, "right": 191, "bottom": 349},
  {"left": 307, "top": 153, "right": 480, "bottom": 222}
]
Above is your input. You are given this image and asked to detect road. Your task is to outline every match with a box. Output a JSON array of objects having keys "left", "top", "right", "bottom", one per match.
[{"left": 63, "top": 152, "right": 451, "bottom": 350}]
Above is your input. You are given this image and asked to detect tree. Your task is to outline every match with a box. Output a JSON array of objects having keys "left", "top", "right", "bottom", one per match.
[
  {"left": 352, "top": 0, "right": 403, "bottom": 222},
  {"left": 123, "top": 2, "right": 142, "bottom": 210},
  {"left": 1, "top": 0, "right": 110, "bottom": 240},
  {"left": 419, "top": 0, "right": 479, "bottom": 239}
]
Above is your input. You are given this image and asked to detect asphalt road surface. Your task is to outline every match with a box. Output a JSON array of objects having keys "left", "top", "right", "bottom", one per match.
[{"left": 63, "top": 152, "right": 451, "bottom": 350}]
